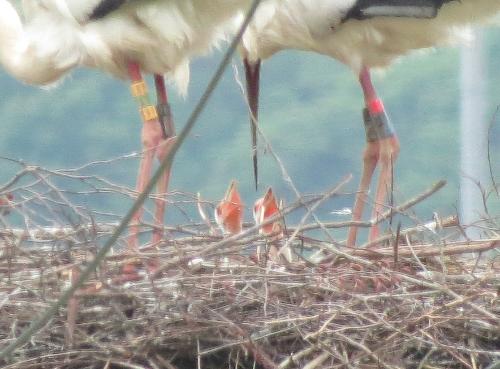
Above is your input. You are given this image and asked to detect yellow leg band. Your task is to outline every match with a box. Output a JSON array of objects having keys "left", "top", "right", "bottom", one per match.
[
  {"left": 141, "top": 105, "right": 158, "bottom": 122},
  {"left": 131, "top": 80, "right": 148, "bottom": 97}
]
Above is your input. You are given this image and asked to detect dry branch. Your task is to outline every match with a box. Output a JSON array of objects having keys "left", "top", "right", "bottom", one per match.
[
  {"left": 347, "top": 239, "right": 499, "bottom": 259},
  {"left": 0, "top": 158, "right": 499, "bottom": 368}
]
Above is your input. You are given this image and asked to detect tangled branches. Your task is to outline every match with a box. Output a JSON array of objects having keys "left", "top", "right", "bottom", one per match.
[{"left": 0, "top": 158, "right": 499, "bottom": 369}]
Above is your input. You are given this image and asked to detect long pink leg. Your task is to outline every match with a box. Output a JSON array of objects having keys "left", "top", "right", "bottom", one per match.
[
  {"left": 347, "top": 139, "right": 379, "bottom": 246},
  {"left": 347, "top": 67, "right": 400, "bottom": 246},
  {"left": 151, "top": 74, "right": 176, "bottom": 245},
  {"left": 126, "top": 63, "right": 171, "bottom": 251},
  {"left": 369, "top": 136, "right": 400, "bottom": 241}
]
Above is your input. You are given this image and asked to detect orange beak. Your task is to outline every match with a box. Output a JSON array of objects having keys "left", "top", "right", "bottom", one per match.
[
  {"left": 215, "top": 180, "right": 243, "bottom": 235},
  {"left": 253, "top": 187, "right": 283, "bottom": 237}
]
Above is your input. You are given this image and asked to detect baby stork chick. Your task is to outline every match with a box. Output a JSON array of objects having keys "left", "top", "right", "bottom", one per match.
[
  {"left": 253, "top": 187, "right": 289, "bottom": 263},
  {"left": 253, "top": 187, "right": 284, "bottom": 239},
  {"left": 215, "top": 180, "right": 244, "bottom": 235}
]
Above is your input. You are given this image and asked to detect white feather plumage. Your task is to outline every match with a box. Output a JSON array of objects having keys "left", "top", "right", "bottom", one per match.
[
  {"left": 0, "top": 0, "right": 251, "bottom": 94},
  {"left": 240, "top": 0, "right": 500, "bottom": 71}
]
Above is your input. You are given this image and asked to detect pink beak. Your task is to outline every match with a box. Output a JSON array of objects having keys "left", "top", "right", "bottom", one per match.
[
  {"left": 215, "top": 180, "right": 244, "bottom": 235},
  {"left": 253, "top": 187, "right": 283, "bottom": 237}
]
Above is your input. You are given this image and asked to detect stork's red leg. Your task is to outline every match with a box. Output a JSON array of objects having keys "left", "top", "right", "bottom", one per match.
[
  {"left": 347, "top": 67, "right": 400, "bottom": 246},
  {"left": 347, "top": 139, "right": 378, "bottom": 246},
  {"left": 370, "top": 135, "right": 399, "bottom": 240},
  {"left": 127, "top": 62, "right": 159, "bottom": 250},
  {"left": 126, "top": 63, "right": 175, "bottom": 253},
  {"left": 152, "top": 74, "right": 176, "bottom": 245}
]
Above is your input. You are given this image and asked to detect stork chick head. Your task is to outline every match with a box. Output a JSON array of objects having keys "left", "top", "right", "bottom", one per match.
[
  {"left": 253, "top": 187, "right": 284, "bottom": 238},
  {"left": 215, "top": 180, "right": 243, "bottom": 235}
]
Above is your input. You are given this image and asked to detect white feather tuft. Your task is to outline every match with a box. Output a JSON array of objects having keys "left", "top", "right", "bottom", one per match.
[{"left": 169, "top": 60, "right": 190, "bottom": 98}]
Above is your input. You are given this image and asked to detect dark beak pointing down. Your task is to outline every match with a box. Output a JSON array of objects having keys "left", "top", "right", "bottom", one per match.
[{"left": 244, "top": 58, "right": 261, "bottom": 191}]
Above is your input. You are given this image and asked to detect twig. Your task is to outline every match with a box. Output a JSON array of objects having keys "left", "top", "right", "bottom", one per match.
[
  {"left": 344, "top": 240, "right": 499, "bottom": 259},
  {"left": 0, "top": 0, "right": 263, "bottom": 360}
]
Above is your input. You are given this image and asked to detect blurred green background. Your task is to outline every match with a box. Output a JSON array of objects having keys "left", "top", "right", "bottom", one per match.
[{"left": 0, "top": 26, "right": 498, "bottom": 240}]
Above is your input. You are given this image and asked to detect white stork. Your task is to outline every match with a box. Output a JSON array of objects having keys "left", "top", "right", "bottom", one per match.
[
  {"left": 0, "top": 0, "right": 255, "bottom": 252},
  {"left": 239, "top": 0, "right": 500, "bottom": 246}
]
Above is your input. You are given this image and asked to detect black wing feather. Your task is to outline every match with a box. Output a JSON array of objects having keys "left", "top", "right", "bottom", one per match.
[
  {"left": 344, "top": 0, "right": 453, "bottom": 21},
  {"left": 89, "top": 0, "right": 128, "bottom": 20}
]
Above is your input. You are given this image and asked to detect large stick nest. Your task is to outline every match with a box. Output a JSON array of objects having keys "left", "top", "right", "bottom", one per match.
[
  {"left": 0, "top": 161, "right": 498, "bottom": 369},
  {"left": 1, "top": 229, "right": 499, "bottom": 368}
]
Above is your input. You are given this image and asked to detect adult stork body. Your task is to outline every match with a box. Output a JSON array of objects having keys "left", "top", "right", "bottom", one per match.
[
  {"left": 239, "top": 0, "right": 500, "bottom": 246},
  {"left": 0, "top": 0, "right": 253, "bottom": 251}
]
